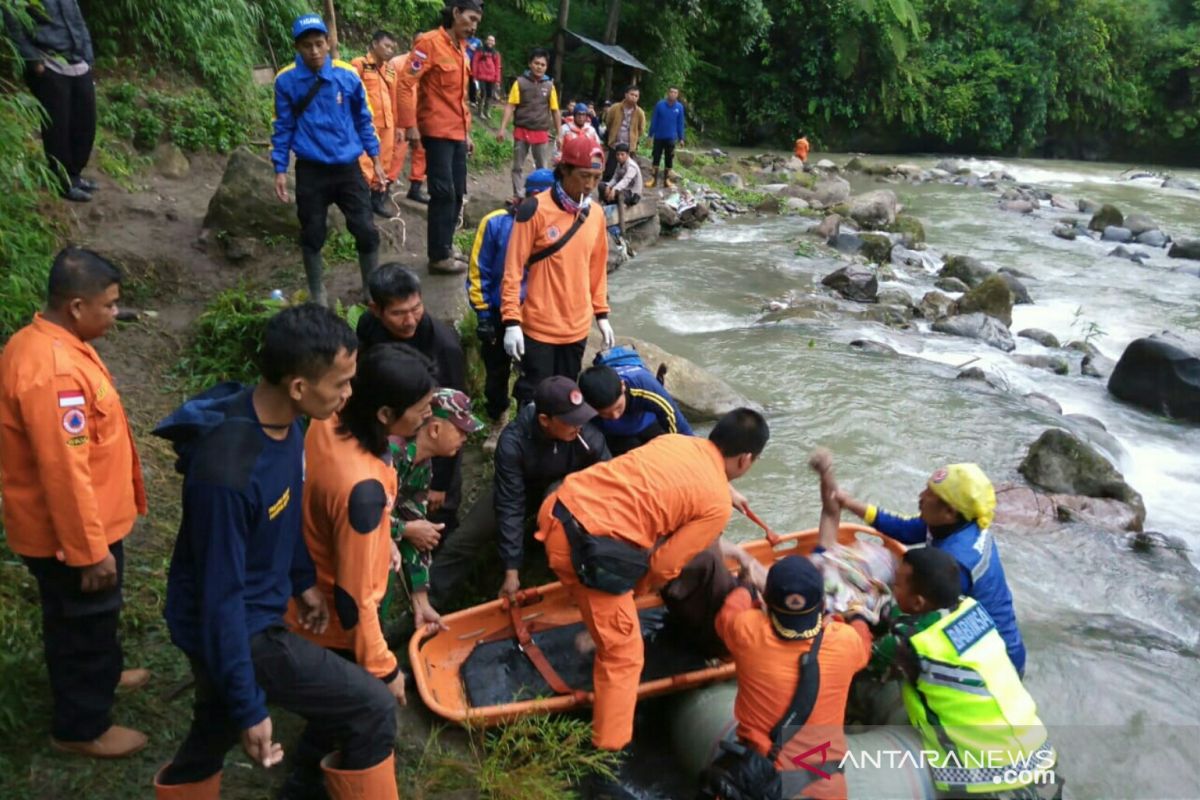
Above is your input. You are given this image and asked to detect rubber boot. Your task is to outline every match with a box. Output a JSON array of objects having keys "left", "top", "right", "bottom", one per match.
[
  {"left": 154, "top": 765, "right": 221, "bottom": 799},
  {"left": 406, "top": 181, "right": 430, "bottom": 204},
  {"left": 646, "top": 168, "right": 658, "bottom": 189},
  {"left": 664, "top": 169, "right": 675, "bottom": 189},
  {"left": 303, "top": 250, "right": 328, "bottom": 307},
  {"left": 321, "top": 752, "right": 399, "bottom": 800},
  {"left": 370, "top": 189, "right": 392, "bottom": 218},
  {"left": 357, "top": 250, "right": 379, "bottom": 304}
]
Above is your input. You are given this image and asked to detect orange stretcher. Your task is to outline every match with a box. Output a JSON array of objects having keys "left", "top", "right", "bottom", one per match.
[{"left": 408, "top": 523, "right": 904, "bottom": 726}]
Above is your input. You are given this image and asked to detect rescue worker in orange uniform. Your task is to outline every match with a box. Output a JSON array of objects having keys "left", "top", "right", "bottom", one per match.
[
  {"left": 396, "top": 0, "right": 482, "bottom": 274},
  {"left": 0, "top": 247, "right": 149, "bottom": 758},
  {"left": 388, "top": 36, "right": 429, "bottom": 205},
  {"left": 793, "top": 134, "right": 810, "bottom": 164},
  {"left": 352, "top": 30, "right": 400, "bottom": 218},
  {"left": 500, "top": 135, "right": 615, "bottom": 404},
  {"left": 535, "top": 409, "right": 770, "bottom": 767}
]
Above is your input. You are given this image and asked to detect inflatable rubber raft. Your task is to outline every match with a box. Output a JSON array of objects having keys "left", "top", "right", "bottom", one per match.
[{"left": 408, "top": 523, "right": 905, "bottom": 726}]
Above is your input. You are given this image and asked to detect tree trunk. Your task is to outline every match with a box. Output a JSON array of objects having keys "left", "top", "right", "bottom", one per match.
[
  {"left": 600, "top": 0, "right": 621, "bottom": 102},
  {"left": 554, "top": 0, "right": 570, "bottom": 87},
  {"left": 324, "top": 0, "right": 339, "bottom": 61}
]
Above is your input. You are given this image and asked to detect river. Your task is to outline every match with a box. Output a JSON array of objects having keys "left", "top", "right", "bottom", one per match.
[{"left": 610, "top": 155, "right": 1200, "bottom": 799}]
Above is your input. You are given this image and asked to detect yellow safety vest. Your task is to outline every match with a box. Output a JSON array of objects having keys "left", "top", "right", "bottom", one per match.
[{"left": 901, "top": 598, "right": 1056, "bottom": 794}]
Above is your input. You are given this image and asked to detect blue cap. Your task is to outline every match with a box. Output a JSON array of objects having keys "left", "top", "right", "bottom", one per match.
[
  {"left": 764, "top": 556, "right": 825, "bottom": 640},
  {"left": 525, "top": 168, "right": 555, "bottom": 193},
  {"left": 292, "top": 14, "right": 328, "bottom": 40},
  {"left": 573, "top": 102, "right": 589, "bottom": 114}
]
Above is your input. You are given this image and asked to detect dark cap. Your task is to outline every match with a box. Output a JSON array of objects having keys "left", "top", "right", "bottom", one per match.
[
  {"left": 534, "top": 376, "right": 596, "bottom": 426},
  {"left": 764, "top": 556, "right": 824, "bottom": 640}
]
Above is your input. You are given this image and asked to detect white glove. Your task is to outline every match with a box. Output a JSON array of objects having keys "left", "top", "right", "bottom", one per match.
[
  {"left": 503, "top": 325, "right": 525, "bottom": 359},
  {"left": 597, "top": 318, "right": 615, "bottom": 349}
]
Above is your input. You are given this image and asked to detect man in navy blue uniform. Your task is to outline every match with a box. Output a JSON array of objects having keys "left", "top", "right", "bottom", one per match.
[
  {"left": 152, "top": 305, "right": 399, "bottom": 799},
  {"left": 578, "top": 354, "right": 693, "bottom": 455},
  {"left": 271, "top": 14, "right": 385, "bottom": 307}
]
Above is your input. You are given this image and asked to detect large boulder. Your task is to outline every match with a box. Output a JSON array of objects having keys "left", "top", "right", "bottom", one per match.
[
  {"left": 848, "top": 190, "right": 898, "bottom": 227},
  {"left": 932, "top": 313, "right": 1016, "bottom": 351},
  {"left": 583, "top": 334, "right": 757, "bottom": 421},
  {"left": 1087, "top": 204, "right": 1123, "bottom": 232},
  {"left": 719, "top": 172, "right": 744, "bottom": 189},
  {"left": 463, "top": 189, "right": 510, "bottom": 229},
  {"left": 1107, "top": 335, "right": 1200, "bottom": 421},
  {"left": 1018, "top": 328, "right": 1061, "bottom": 348},
  {"left": 993, "top": 484, "right": 1143, "bottom": 532},
  {"left": 935, "top": 276, "right": 970, "bottom": 294},
  {"left": 939, "top": 254, "right": 993, "bottom": 289},
  {"left": 859, "top": 233, "right": 895, "bottom": 264},
  {"left": 918, "top": 291, "right": 957, "bottom": 322},
  {"left": 153, "top": 142, "right": 190, "bottom": 179},
  {"left": 1123, "top": 213, "right": 1157, "bottom": 236},
  {"left": 885, "top": 214, "right": 926, "bottom": 245},
  {"left": 955, "top": 274, "right": 1015, "bottom": 327},
  {"left": 1135, "top": 229, "right": 1169, "bottom": 248},
  {"left": 998, "top": 272, "right": 1032, "bottom": 305},
  {"left": 1018, "top": 429, "right": 1145, "bottom": 525},
  {"left": 812, "top": 213, "right": 841, "bottom": 240},
  {"left": 204, "top": 146, "right": 303, "bottom": 238},
  {"left": 1012, "top": 354, "right": 1069, "bottom": 375},
  {"left": 1168, "top": 239, "right": 1200, "bottom": 261},
  {"left": 1102, "top": 226, "right": 1133, "bottom": 243},
  {"left": 821, "top": 264, "right": 878, "bottom": 302},
  {"left": 811, "top": 176, "right": 851, "bottom": 208},
  {"left": 1051, "top": 223, "right": 1077, "bottom": 241}
]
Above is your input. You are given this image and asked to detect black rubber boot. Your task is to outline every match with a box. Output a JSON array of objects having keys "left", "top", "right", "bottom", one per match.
[
  {"left": 406, "top": 181, "right": 430, "bottom": 204},
  {"left": 371, "top": 189, "right": 392, "bottom": 218},
  {"left": 358, "top": 250, "right": 379, "bottom": 304},
  {"left": 302, "top": 250, "right": 328, "bottom": 307}
]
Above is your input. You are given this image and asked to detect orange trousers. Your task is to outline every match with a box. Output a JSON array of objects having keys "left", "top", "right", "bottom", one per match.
[
  {"left": 388, "top": 136, "right": 427, "bottom": 184},
  {"left": 359, "top": 126, "right": 395, "bottom": 191},
  {"left": 537, "top": 496, "right": 643, "bottom": 751}
]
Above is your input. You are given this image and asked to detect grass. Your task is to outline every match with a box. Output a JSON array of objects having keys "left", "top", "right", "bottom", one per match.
[{"left": 170, "top": 286, "right": 282, "bottom": 394}]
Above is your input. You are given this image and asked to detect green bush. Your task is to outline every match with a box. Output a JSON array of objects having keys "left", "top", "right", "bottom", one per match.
[
  {"left": 99, "top": 81, "right": 269, "bottom": 153},
  {"left": 171, "top": 287, "right": 282, "bottom": 394}
]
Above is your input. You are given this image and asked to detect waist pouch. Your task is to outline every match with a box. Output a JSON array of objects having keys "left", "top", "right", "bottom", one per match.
[
  {"left": 554, "top": 501, "right": 648, "bottom": 595},
  {"left": 699, "top": 740, "right": 783, "bottom": 800}
]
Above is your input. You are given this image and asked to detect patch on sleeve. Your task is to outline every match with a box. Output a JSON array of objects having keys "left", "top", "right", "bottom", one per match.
[
  {"left": 515, "top": 195, "right": 539, "bottom": 222},
  {"left": 62, "top": 408, "right": 86, "bottom": 435},
  {"left": 58, "top": 390, "right": 85, "bottom": 407},
  {"left": 348, "top": 479, "right": 387, "bottom": 534},
  {"left": 334, "top": 584, "right": 359, "bottom": 630},
  {"left": 942, "top": 602, "right": 995, "bottom": 655}
]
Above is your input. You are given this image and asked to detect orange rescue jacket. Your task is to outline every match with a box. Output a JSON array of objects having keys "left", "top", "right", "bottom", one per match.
[
  {"left": 395, "top": 27, "right": 472, "bottom": 141},
  {"left": 0, "top": 314, "right": 146, "bottom": 565},
  {"left": 500, "top": 190, "right": 610, "bottom": 344},
  {"left": 546, "top": 434, "right": 731, "bottom": 588},
  {"left": 288, "top": 415, "right": 400, "bottom": 681},
  {"left": 352, "top": 52, "right": 397, "bottom": 130},
  {"left": 794, "top": 137, "right": 810, "bottom": 162}
]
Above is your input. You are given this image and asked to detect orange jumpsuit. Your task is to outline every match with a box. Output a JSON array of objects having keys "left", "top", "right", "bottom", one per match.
[
  {"left": 387, "top": 51, "right": 427, "bottom": 184},
  {"left": 716, "top": 588, "right": 871, "bottom": 799},
  {"left": 395, "top": 27, "right": 472, "bottom": 142},
  {"left": 500, "top": 189, "right": 610, "bottom": 344},
  {"left": 794, "top": 136, "right": 810, "bottom": 163},
  {"left": 536, "top": 434, "right": 732, "bottom": 749},
  {"left": 287, "top": 415, "right": 400, "bottom": 681},
  {"left": 352, "top": 52, "right": 397, "bottom": 191},
  {"left": 0, "top": 314, "right": 146, "bottom": 565}
]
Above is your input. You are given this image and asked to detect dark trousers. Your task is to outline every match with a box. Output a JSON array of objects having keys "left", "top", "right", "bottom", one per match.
[
  {"left": 605, "top": 419, "right": 666, "bottom": 456},
  {"left": 478, "top": 80, "right": 496, "bottom": 118},
  {"left": 429, "top": 450, "right": 463, "bottom": 534},
  {"left": 21, "top": 540, "right": 125, "bottom": 741},
  {"left": 423, "top": 137, "right": 468, "bottom": 261},
  {"left": 480, "top": 329, "right": 513, "bottom": 421},
  {"left": 159, "top": 627, "right": 396, "bottom": 784},
  {"left": 25, "top": 66, "right": 96, "bottom": 192},
  {"left": 469, "top": 77, "right": 478, "bottom": 104},
  {"left": 603, "top": 147, "right": 621, "bottom": 182},
  {"left": 599, "top": 182, "right": 641, "bottom": 207},
  {"left": 661, "top": 543, "right": 737, "bottom": 659},
  {"left": 295, "top": 160, "right": 380, "bottom": 256},
  {"left": 513, "top": 336, "right": 587, "bottom": 405},
  {"left": 429, "top": 486, "right": 501, "bottom": 610},
  {"left": 651, "top": 138, "right": 677, "bottom": 170}
]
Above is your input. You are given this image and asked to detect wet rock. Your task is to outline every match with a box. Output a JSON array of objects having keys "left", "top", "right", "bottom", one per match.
[
  {"left": 1018, "top": 328, "right": 1061, "bottom": 348},
  {"left": 932, "top": 313, "right": 1016, "bottom": 351},
  {"left": 993, "top": 484, "right": 1143, "bottom": 533},
  {"left": 877, "top": 287, "right": 914, "bottom": 309},
  {"left": 205, "top": 146, "right": 308, "bottom": 238},
  {"left": 1107, "top": 334, "right": 1200, "bottom": 421},
  {"left": 784, "top": 197, "right": 810, "bottom": 213},
  {"left": 939, "top": 254, "right": 993, "bottom": 289},
  {"left": 1122, "top": 213, "right": 1157, "bottom": 236},
  {"left": 719, "top": 172, "right": 744, "bottom": 189},
  {"left": 1082, "top": 351, "right": 1115, "bottom": 379},
  {"left": 1001, "top": 199, "right": 1036, "bottom": 214},
  {"left": 1107, "top": 246, "right": 1149, "bottom": 264},
  {"left": 859, "top": 304, "right": 913, "bottom": 327},
  {"left": 859, "top": 233, "right": 895, "bottom": 264},
  {"left": 1013, "top": 355, "right": 1070, "bottom": 375},
  {"left": 1065, "top": 413, "right": 1106, "bottom": 433},
  {"left": 1167, "top": 238, "right": 1200, "bottom": 261},
  {"left": 754, "top": 195, "right": 782, "bottom": 214},
  {"left": 679, "top": 202, "right": 710, "bottom": 229},
  {"left": 1134, "top": 229, "right": 1169, "bottom": 248},
  {"left": 1087, "top": 204, "right": 1124, "bottom": 232},
  {"left": 955, "top": 274, "right": 1016, "bottom": 327},
  {"left": 625, "top": 214, "right": 661, "bottom": 248},
  {"left": 812, "top": 213, "right": 841, "bottom": 240},
  {"left": 658, "top": 202, "right": 680, "bottom": 228},
  {"left": 1049, "top": 194, "right": 1075, "bottom": 210},
  {"left": 1077, "top": 198, "right": 1102, "bottom": 214},
  {"left": 153, "top": 142, "right": 190, "bottom": 179},
  {"left": 811, "top": 176, "right": 852, "bottom": 208},
  {"left": 848, "top": 190, "right": 898, "bottom": 227},
  {"left": 998, "top": 272, "right": 1032, "bottom": 305},
  {"left": 935, "top": 158, "right": 965, "bottom": 173},
  {"left": 891, "top": 246, "right": 941, "bottom": 272},
  {"left": 821, "top": 264, "right": 878, "bottom": 303},
  {"left": 1162, "top": 176, "right": 1200, "bottom": 191},
  {"left": 1051, "top": 224, "right": 1078, "bottom": 241},
  {"left": 885, "top": 214, "right": 926, "bottom": 245},
  {"left": 1024, "top": 393, "right": 1063, "bottom": 414},
  {"left": 831, "top": 231, "right": 864, "bottom": 255},
  {"left": 844, "top": 156, "right": 866, "bottom": 172},
  {"left": 918, "top": 290, "right": 956, "bottom": 321},
  {"left": 815, "top": 158, "right": 837, "bottom": 170},
  {"left": 935, "top": 276, "right": 970, "bottom": 294},
  {"left": 850, "top": 339, "right": 897, "bottom": 355},
  {"left": 998, "top": 266, "right": 1035, "bottom": 280},
  {"left": 1018, "top": 429, "right": 1145, "bottom": 524},
  {"left": 758, "top": 295, "right": 841, "bottom": 323},
  {"left": 1101, "top": 226, "right": 1133, "bottom": 243},
  {"left": 221, "top": 235, "right": 260, "bottom": 263}
]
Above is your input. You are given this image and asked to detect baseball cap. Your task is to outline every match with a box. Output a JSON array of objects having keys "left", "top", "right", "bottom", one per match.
[
  {"left": 430, "top": 388, "right": 484, "bottom": 434},
  {"left": 764, "top": 556, "right": 825, "bottom": 640},
  {"left": 525, "top": 168, "right": 555, "bottom": 193},
  {"left": 292, "top": 14, "right": 328, "bottom": 40},
  {"left": 573, "top": 102, "right": 589, "bottom": 114},
  {"left": 560, "top": 136, "right": 604, "bottom": 170},
  {"left": 927, "top": 463, "right": 996, "bottom": 530},
  {"left": 533, "top": 376, "right": 596, "bottom": 426}
]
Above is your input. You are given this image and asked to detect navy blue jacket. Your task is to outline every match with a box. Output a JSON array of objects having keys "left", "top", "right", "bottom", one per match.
[
  {"left": 648, "top": 99, "right": 685, "bottom": 142},
  {"left": 156, "top": 383, "right": 316, "bottom": 729},
  {"left": 466, "top": 207, "right": 528, "bottom": 322},
  {"left": 271, "top": 54, "right": 379, "bottom": 173},
  {"left": 597, "top": 363, "right": 693, "bottom": 439}
]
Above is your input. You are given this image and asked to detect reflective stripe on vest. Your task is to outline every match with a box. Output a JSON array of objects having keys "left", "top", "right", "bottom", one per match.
[{"left": 902, "top": 598, "right": 1054, "bottom": 793}]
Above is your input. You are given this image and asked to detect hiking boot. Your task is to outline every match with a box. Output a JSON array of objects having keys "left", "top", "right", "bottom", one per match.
[
  {"left": 118, "top": 668, "right": 151, "bottom": 691},
  {"left": 406, "top": 181, "right": 430, "bottom": 204},
  {"left": 482, "top": 412, "right": 508, "bottom": 454},
  {"left": 73, "top": 176, "right": 99, "bottom": 192},
  {"left": 51, "top": 725, "right": 148, "bottom": 759},
  {"left": 428, "top": 257, "right": 467, "bottom": 275},
  {"left": 62, "top": 186, "right": 92, "bottom": 202},
  {"left": 371, "top": 189, "right": 393, "bottom": 218},
  {"left": 664, "top": 170, "right": 675, "bottom": 189},
  {"left": 645, "top": 168, "right": 658, "bottom": 188}
]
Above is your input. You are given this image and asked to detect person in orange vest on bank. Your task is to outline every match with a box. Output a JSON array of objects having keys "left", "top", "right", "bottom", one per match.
[
  {"left": 396, "top": 0, "right": 483, "bottom": 275},
  {"left": 794, "top": 133, "right": 810, "bottom": 164},
  {"left": 0, "top": 247, "right": 149, "bottom": 759},
  {"left": 388, "top": 34, "right": 430, "bottom": 205},
  {"left": 352, "top": 30, "right": 400, "bottom": 218}
]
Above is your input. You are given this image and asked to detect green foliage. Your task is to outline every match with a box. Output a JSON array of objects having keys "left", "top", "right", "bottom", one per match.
[
  {"left": 472, "top": 127, "right": 515, "bottom": 170},
  {"left": 471, "top": 715, "right": 619, "bottom": 799},
  {"left": 171, "top": 288, "right": 282, "bottom": 394},
  {"left": 325, "top": 230, "right": 360, "bottom": 263},
  {"left": 99, "top": 80, "right": 269, "bottom": 153}
]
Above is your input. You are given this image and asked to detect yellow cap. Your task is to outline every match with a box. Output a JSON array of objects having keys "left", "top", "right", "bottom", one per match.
[{"left": 927, "top": 463, "right": 995, "bottom": 530}]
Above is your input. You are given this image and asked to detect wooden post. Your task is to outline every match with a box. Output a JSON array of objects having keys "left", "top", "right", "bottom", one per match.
[
  {"left": 554, "top": 0, "right": 570, "bottom": 87},
  {"left": 324, "top": 0, "right": 340, "bottom": 61}
]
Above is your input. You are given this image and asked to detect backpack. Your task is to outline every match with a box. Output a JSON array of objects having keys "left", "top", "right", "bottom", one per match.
[{"left": 594, "top": 345, "right": 669, "bottom": 387}]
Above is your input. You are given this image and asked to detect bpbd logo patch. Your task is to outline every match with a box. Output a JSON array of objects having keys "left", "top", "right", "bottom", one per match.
[{"left": 942, "top": 602, "right": 995, "bottom": 655}]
